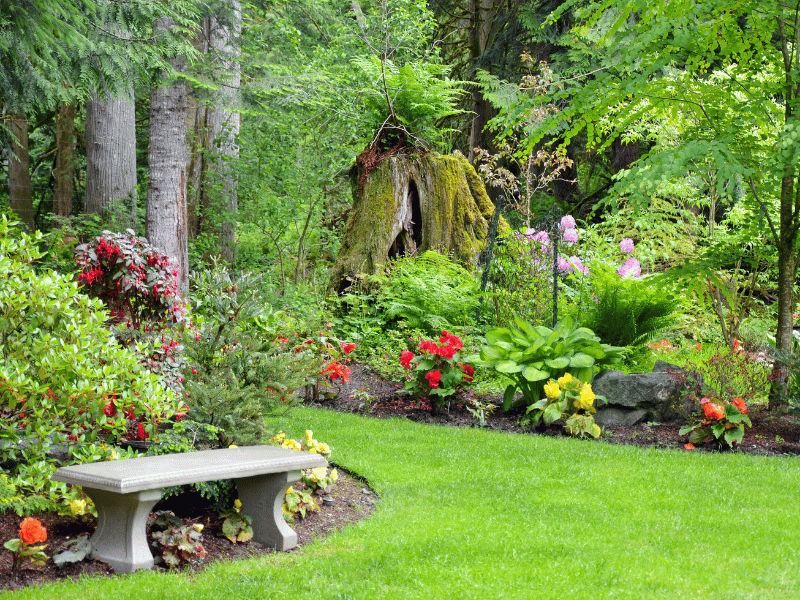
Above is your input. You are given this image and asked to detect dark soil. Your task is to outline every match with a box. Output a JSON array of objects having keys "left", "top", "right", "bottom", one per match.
[{"left": 3, "top": 362, "right": 799, "bottom": 592}]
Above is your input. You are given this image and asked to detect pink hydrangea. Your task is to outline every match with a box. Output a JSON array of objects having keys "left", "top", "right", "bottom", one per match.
[
  {"left": 618, "top": 257, "right": 641, "bottom": 279},
  {"left": 620, "top": 238, "right": 635, "bottom": 254},
  {"left": 563, "top": 228, "right": 579, "bottom": 243}
]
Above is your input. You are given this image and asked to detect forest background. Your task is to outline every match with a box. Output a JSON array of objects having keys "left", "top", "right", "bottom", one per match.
[{"left": 2, "top": 0, "right": 800, "bottom": 402}]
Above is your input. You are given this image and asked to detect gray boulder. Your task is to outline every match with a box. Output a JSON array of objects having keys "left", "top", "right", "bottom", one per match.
[{"left": 592, "top": 360, "right": 695, "bottom": 426}]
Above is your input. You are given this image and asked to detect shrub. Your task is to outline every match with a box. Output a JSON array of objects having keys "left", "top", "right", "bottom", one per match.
[
  {"left": 400, "top": 331, "right": 473, "bottom": 408},
  {"left": 578, "top": 266, "right": 680, "bottom": 351},
  {"left": 680, "top": 396, "right": 752, "bottom": 448},
  {"left": 468, "top": 315, "right": 626, "bottom": 411},
  {"left": 0, "top": 216, "right": 184, "bottom": 464}
]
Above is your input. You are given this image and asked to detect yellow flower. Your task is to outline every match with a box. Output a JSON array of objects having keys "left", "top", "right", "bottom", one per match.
[
  {"left": 544, "top": 380, "right": 561, "bottom": 400},
  {"left": 234, "top": 499, "right": 243, "bottom": 513},
  {"left": 557, "top": 372, "right": 574, "bottom": 388},
  {"left": 192, "top": 524, "right": 204, "bottom": 533},
  {"left": 284, "top": 439, "right": 302, "bottom": 451},
  {"left": 68, "top": 498, "right": 88, "bottom": 516},
  {"left": 228, "top": 444, "right": 238, "bottom": 449},
  {"left": 304, "top": 430, "right": 314, "bottom": 447},
  {"left": 313, "top": 442, "right": 331, "bottom": 456},
  {"left": 575, "top": 383, "right": 596, "bottom": 411},
  {"left": 309, "top": 466, "right": 328, "bottom": 482},
  {"left": 270, "top": 432, "right": 286, "bottom": 443}
]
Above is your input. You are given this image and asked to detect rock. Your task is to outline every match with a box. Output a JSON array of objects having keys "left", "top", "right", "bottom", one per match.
[{"left": 592, "top": 362, "right": 695, "bottom": 426}]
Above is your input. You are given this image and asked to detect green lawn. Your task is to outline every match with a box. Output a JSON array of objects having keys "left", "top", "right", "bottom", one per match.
[{"left": 12, "top": 407, "right": 800, "bottom": 599}]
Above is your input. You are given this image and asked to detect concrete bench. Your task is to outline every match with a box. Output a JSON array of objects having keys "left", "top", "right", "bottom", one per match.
[{"left": 52, "top": 445, "right": 327, "bottom": 574}]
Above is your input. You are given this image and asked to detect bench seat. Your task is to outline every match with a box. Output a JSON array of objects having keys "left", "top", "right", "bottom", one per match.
[{"left": 52, "top": 445, "right": 327, "bottom": 573}]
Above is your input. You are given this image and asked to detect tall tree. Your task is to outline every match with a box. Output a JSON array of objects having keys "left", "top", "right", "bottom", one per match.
[
  {"left": 85, "top": 88, "right": 137, "bottom": 225},
  {"left": 53, "top": 102, "right": 76, "bottom": 219},
  {"left": 147, "top": 16, "right": 190, "bottom": 295},
  {"left": 6, "top": 114, "right": 34, "bottom": 230}
]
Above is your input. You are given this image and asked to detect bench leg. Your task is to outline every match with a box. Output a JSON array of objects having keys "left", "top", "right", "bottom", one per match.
[
  {"left": 82, "top": 487, "right": 163, "bottom": 574},
  {"left": 236, "top": 470, "right": 301, "bottom": 551}
]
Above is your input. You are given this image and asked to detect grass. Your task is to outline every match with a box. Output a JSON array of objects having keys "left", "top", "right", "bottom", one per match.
[{"left": 12, "top": 407, "right": 800, "bottom": 599}]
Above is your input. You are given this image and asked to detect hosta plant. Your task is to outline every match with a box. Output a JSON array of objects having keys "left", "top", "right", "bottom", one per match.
[
  {"left": 680, "top": 396, "right": 752, "bottom": 448},
  {"left": 523, "top": 373, "right": 605, "bottom": 438},
  {"left": 468, "top": 315, "right": 625, "bottom": 410}
]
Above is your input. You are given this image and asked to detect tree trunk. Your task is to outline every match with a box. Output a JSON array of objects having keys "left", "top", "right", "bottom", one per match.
[
  {"left": 187, "top": 16, "right": 211, "bottom": 241},
  {"left": 329, "top": 153, "right": 495, "bottom": 294},
  {"left": 7, "top": 113, "right": 35, "bottom": 231},
  {"left": 85, "top": 87, "right": 138, "bottom": 226},
  {"left": 53, "top": 102, "right": 76, "bottom": 220},
  {"left": 467, "top": 0, "right": 502, "bottom": 166},
  {"left": 208, "top": 0, "right": 241, "bottom": 264},
  {"left": 146, "top": 17, "right": 189, "bottom": 296}
]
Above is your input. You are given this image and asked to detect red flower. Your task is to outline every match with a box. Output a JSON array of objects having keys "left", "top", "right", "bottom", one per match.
[
  {"left": 684, "top": 443, "right": 695, "bottom": 450},
  {"left": 695, "top": 343, "right": 701, "bottom": 351},
  {"left": 401, "top": 351, "right": 414, "bottom": 370},
  {"left": 703, "top": 402, "right": 725, "bottom": 420},
  {"left": 103, "top": 401, "right": 117, "bottom": 417},
  {"left": 460, "top": 364, "right": 475, "bottom": 383},
  {"left": 731, "top": 397, "right": 747, "bottom": 414},
  {"left": 425, "top": 370, "right": 441, "bottom": 389},
  {"left": 19, "top": 518, "right": 47, "bottom": 545},
  {"left": 137, "top": 423, "right": 149, "bottom": 440},
  {"left": 340, "top": 342, "right": 356, "bottom": 354}
]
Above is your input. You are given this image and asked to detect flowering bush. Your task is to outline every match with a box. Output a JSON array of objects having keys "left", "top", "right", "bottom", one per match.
[
  {"left": 4, "top": 517, "right": 48, "bottom": 570},
  {"left": 0, "top": 216, "right": 184, "bottom": 465},
  {"left": 523, "top": 373, "right": 604, "bottom": 438},
  {"left": 679, "top": 396, "right": 752, "bottom": 448},
  {"left": 401, "top": 331, "right": 473, "bottom": 407}
]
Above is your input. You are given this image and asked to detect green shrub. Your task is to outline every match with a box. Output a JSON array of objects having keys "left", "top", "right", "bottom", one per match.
[
  {"left": 0, "top": 215, "right": 184, "bottom": 461},
  {"left": 468, "top": 315, "right": 626, "bottom": 411},
  {"left": 578, "top": 267, "right": 680, "bottom": 351}
]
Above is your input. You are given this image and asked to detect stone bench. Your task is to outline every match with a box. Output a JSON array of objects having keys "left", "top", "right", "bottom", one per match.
[{"left": 52, "top": 445, "right": 327, "bottom": 574}]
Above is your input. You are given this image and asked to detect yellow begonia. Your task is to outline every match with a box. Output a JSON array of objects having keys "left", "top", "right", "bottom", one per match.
[
  {"left": 68, "top": 498, "right": 88, "bottom": 516},
  {"left": 234, "top": 499, "right": 243, "bottom": 513},
  {"left": 309, "top": 466, "right": 328, "bottom": 481},
  {"left": 575, "top": 383, "right": 596, "bottom": 411},
  {"left": 544, "top": 380, "right": 561, "bottom": 400},
  {"left": 270, "top": 432, "right": 286, "bottom": 443},
  {"left": 283, "top": 439, "right": 302, "bottom": 451},
  {"left": 557, "top": 373, "right": 574, "bottom": 388},
  {"left": 312, "top": 442, "right": 331, "bottom": 456}
]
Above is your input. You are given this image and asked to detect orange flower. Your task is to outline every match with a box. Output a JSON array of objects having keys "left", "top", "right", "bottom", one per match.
[
  {"left": 19, "top": 517, "right": 47, "bottom": 545},
  {"left": 731, "top": 397, "right": 747, "bottom": 414},
  {"left": 684, "top": 443, "right": 695, "bottom": 450},
  {"left": 703, "top": 402, "right": 725, "bottom": 421}
]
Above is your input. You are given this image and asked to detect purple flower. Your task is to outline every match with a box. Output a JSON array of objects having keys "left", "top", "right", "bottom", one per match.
[
  {"left": 620, "top": 238, "right": 635, "bottom": 254},
  {"left": 563, "top": 228, "right": 579, "bottom": 243},
  {"left": 560, "top": 215, "right": 576, "bottom": 229},
  {"left": 557, "top": 256, "right": 572, "bottom": 273},
  {"left": 524, "top": 228, "right": 537, "bottom": 238},
  {"left": 618, "top": 257, "right": 641, "bottom": 279}
]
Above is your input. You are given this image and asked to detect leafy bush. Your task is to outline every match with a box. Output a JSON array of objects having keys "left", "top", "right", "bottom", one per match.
[
  {"left": 468, "top": 315, "right": 626, "bottom": 411},
  {"left": 680, "top": 396, "right": 752, "bottom": 448},
  {"left": 578, "top": 267, "right": 680, "bottom": 351},
  {"left": 183, "top": 267, "right": 321, "bottom": 446},
  {"left": 0, "top": 216, "right": 184, "bottom": 462}
]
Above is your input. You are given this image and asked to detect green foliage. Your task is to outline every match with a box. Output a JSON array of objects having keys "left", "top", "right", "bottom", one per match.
[
  {"left": 352, "top": 55, "right": 465, "bottom": 149},
  {"left": 220, "top": 502, "right": 253, "bottom": 544},
  {"left": 468, "top": 315, "right": 626, "bottom": 411},
  {"left": 578, "top": 267, "right": 680, "bottom": 350},
  {"left": 0, "top": 216, "right": 183, "bottom": 466},
  {"left": 150, "top": 512, "right": 207, "bottom": 568},
  {"left": 335, "top": 252, "right": 482, "bottom": 337},
  {"left": 53, "top": 535, "right": 95, "bottom": 568},
  {"left": 0, "top": 473, "right": 57, "bottom": 516},
  {"left": 487, "top": 231, "right": 557, "bottom": 327},
  {"left": 184, "top": 267, "right": 321, "bottom": 446}
]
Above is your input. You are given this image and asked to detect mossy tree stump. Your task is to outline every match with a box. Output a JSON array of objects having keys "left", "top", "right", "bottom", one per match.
[{"left": 329, "top": 153, "right": 494, "bottom": 293}]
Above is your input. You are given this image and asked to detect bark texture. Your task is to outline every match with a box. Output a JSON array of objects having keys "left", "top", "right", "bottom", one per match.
[
  {"left": 53, "top": 102, "right": 76, "bottom": 219},
  {"left": 85, "top": 88, "right": 137, "bottom": 225},
  {"left": 329, "top": 153, "right": 494, "bottom": 293},
  {"left": 146, "top": 18, "right": 189, "bottom": 296},
  {"left": 7, "top": 114, "right": 34, "bottom": 231}
]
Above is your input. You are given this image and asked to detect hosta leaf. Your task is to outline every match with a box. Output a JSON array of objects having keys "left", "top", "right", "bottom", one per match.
[
  {"left": 496, "top": 360, "right": 523, "bottom": 373},
  {"left": 522, "top": 366, "right": 550, "bottom": 381},
  {"left": 544, "top": 357, "right": 569, "bottom": 369},
  {"left": 486, "top": 328, "right": 513, "bottom": 345},
  {"left": 568, "top": 353, "right": 595, "bottom": 368},
  {"left": 503, "top": 384, "right": 517, "bottom": 411}
]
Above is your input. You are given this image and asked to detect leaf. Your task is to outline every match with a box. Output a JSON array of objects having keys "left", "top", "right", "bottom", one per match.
[
  {"left": 521, "top": 366, "right": 550, "bottom": 382},
  {"left": 544, "top": 356, "right": 569, "bottom": 369},
  {"left": 543, "top": 403, "right": 562, "bottom": 425},
  {"left": 496, "top": 360, "right": 523, "bottom": 374},
  {"left": 568, "top": 353, "right": 595, "bottom": 368},
  {"left": 503, "top": 384, "right": 517, "bottom": 411},
  {"left": 724, "top": 426, "right": 744, "bottom": 446},
  {"left": 688, "top": 428, "right": 709, "bottom": 444}
]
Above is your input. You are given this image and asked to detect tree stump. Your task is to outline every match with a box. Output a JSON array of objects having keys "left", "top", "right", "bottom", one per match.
[{"left": 329, "top": 152, "right": 495, "bottom": 293}]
